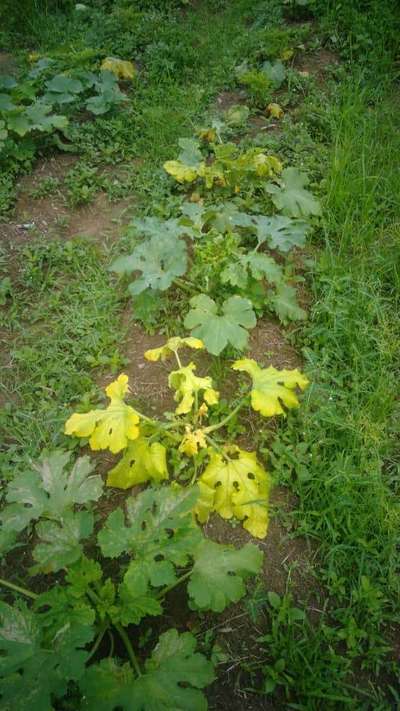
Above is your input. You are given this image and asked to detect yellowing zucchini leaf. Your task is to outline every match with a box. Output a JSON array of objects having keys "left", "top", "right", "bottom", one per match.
[
  {"left": 106, "top": 438, "right": 168, "bottom": 489},
  {"left": 144, "top": 336, "right": 204, "bottom": 362},
  {"left": 163, "top": 160, "right": 199, "bottom": 184},
  {"left": 168, "top": 363, "right": 219, "bottom": 415},
  {"left": 64, "top": 374, "right": 140, "bottom": 454},
  {"left": 232, "top": 359, "right": 309, "bottom": 417},
  {"left": 196, "top": 448, "right": 271, "bottom": 539},
  {"left": 267, "top": 102, "right": 284, "bottom": 119},
  {"left": 101, "top": 57, "right": 136, "bottom": 81},
  {"left": 179, "top": 427, "right": 207, "bottom": 457}
]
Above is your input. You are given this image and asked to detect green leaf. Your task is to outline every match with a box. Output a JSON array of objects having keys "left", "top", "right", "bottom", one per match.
[
  {"left": 184, "top": 294, "right": 256, "bottom": 355},
  {"left": 253, "top": 215, "right": 309, "bottom": 252},
  {"left": 6, "top": 112, "right": 30, "bottom": 136},
  {"left": 31, "top": 510, "right": 94, "bottom": 573},
  {"left": 224, "top": 104, "right": 250, "bottom": 126},
  {"left": 178, "top": 137, "right": 202, "bottom": 166},
  {"left": 1, "top": 452, "right": 103, "bottom": 535},
  {"left": 269, "top": 282, "right": 307, "bottom": 323},
  {"left": 65, "top": 556, "right": 103, "bottom": 595},
  {"left": 267, "top": 168, "right": 321, "bottom": 218},
  {"left": 245, "top": 253, "right": 283, "bottom": 284},
  {"left": 0, "top": 601, "right": 92, "bottom": 711},
  {"left": 0, "top": 76, "right": 17, "bottom": 90},
  {"left": 188, "top": 540, "right": 263, "bottom": 612},
  {"left": 80, "top": 629, "right": 215, "bottom": 711},
  {"left": 98, "top": 487, "right": 201, "bottom": 590},
  {"left": 111, "top": 234, "right": 187, "bottom": 294},
  {"left": 131, "top": 215, "right": 196, "bottom": 240},
  {"left": 262, "top": 60, "right": 286, "bottom": 86},
  {"left": 98, "top": 488, "right": 201, "bottom": 624},
  {"left": 35, "top": 586, "right": 96, "bottom": 637},
  {"left": 0, "top": 94, "right": 17, "bottom": 111},
  {"left": 45, "top": 74, "right": 83, "bottom": 95}
]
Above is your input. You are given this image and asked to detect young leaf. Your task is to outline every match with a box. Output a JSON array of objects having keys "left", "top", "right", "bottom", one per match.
[
  {"left": 106, "top": 438, "right": 169, "bottom": 489},
  {"left": 188, "top": 540, "right": 263, "bottom": 612},
  {"left": 144, "top": 336, "right": 204, "bottom": 362},
  {"left": 65, "top": 374, "right": 140, "bottom": 454},
  {"left": 111, "top": 234, "right": 187, "bottom": 294},
  {"left": 267, "top": 167, "right": 321, "bottom": 218},
  {"left": 196, "top": 448, "right": 271, "bottom": 538},
  {"left": 168, "top": 362, "right": 219, "bottom": 415},
  {"left": 79, "top": 629, "right": 215, "bottom": 711},
  {"left": 232, "top": 358, "right": 309, "bottom": 417},
  {"left": 184, "top": 294, "right": 256, "bottom": 356},
  {"left": 269, "top": 282, "right": 307, "bottom": 323}
]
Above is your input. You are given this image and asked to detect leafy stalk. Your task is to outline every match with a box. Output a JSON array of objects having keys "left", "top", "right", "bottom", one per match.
[{"left": 0, "top": 577, "right": 38, "bottom": 600}]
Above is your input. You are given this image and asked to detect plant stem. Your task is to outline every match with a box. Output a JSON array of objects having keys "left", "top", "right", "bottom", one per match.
[
  {"left": 86, "top": 621, "right": 109, "bottom": 662},
  {"left": 204, "top": 400, "right": 245, "bottom": 434},
  {"left": 0, "top": 577, "right": 38, "bottom": 600},
  {"left": 157, "top": 569, "right": 192, "bottom": 599},
  {"left": 115, "top": 623, "right": 142, "bottom": 677}
]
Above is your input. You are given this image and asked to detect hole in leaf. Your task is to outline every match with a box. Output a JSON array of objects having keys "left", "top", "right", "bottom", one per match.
[
  {"left": 247, "top": 472, "right": 255, "bottom": 480},
  {"left": 141, "top": 521, "right": 147, "bottom": 531},
  {"left": 154, "top": 554, "right": 164, "bottom": 562},
  {"left": 165, "top": 528, "right": 174, "bottom": 539}
]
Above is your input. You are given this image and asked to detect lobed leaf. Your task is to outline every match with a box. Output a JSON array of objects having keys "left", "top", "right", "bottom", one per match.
[{"left": 232, "top": 358, "right": 309, "bottom": 417}]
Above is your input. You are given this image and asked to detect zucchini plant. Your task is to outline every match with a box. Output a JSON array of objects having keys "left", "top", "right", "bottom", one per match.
[{"left": 112, "top": 139, "right": 321, "bottom": 352}]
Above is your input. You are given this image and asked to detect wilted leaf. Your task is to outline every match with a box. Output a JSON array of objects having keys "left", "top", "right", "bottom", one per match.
[
  {"left": 101, "top": 57, "right": 136, "bottom": 81},
  {"left": 106, "top": 438, "right": 168, "bottom": 489},
  {"left": 232, "top": 358, "right": 309, "bottom": 416},
  {"left": 168, "top": 362, "right": 219, "bottom": 415},
  {"left": 267, "top": 102, "right": 284, "bottom": 119},
  {"left": 145, "top": 336, "right": 204, "bottom": 362},
  {"left": 196, "top": 448, "right": 271, "bottom": 538},
  {"left": 64, "top": 374, "right": 140, "bottom": 454}
]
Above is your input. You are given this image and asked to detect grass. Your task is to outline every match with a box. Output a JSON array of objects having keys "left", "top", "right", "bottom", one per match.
[
  {"left": 256, "top": 70, "right": 400, "bottom": 707},
  {"left": 0, "top": 0, "right": 400, "bottom": 707}
]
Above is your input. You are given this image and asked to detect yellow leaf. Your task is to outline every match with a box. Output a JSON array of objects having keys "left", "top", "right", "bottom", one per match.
[
  {"left": 198, "top": 127, "right": 217, "bottom": 142},
  {"left": 198, "top": 403, "right": 209, "bottom": 418},
  {"left": 101, "top": 56, "right": 136, "bottom": 81},
  {"left": 168, "top": 363, "right": 219, "bottom": 415},
  {"left": 267, "top": 102, "right": 284, "bottom": 119},
  {"left": 179, "top": 426, "right": 207, "bottom": 457},
  {"left": 163, "top": 160, "right": 198, "bottom": 184},
  {"left": 195, "top": 481, "right": 215, "bottom": 523},
  {"left": 64, "top": 373, "right": 140, "bottom": 454},
  {"left": 197, "top": 162, "right": 226, "bottom": 189},
  {"left": 196, "top": 448, "right": 271, "bottom": 538},
  {"left": 253, "top": 153, "right": 283, "bottom": 177},
  {"left": 232, "top": 359, "right": 309, "bottom": 417},
  {"left": 203, "top": 388, "right": 219, "bottom": 406},
  {"left": 281, "top": 48, "right": 294, "bottom": 61},
  {"left": 144, "top": 336, "right": 204, "bottom": 362},
  {"left": 106, "top": 437, "right": 168, "bottom": 489}
]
